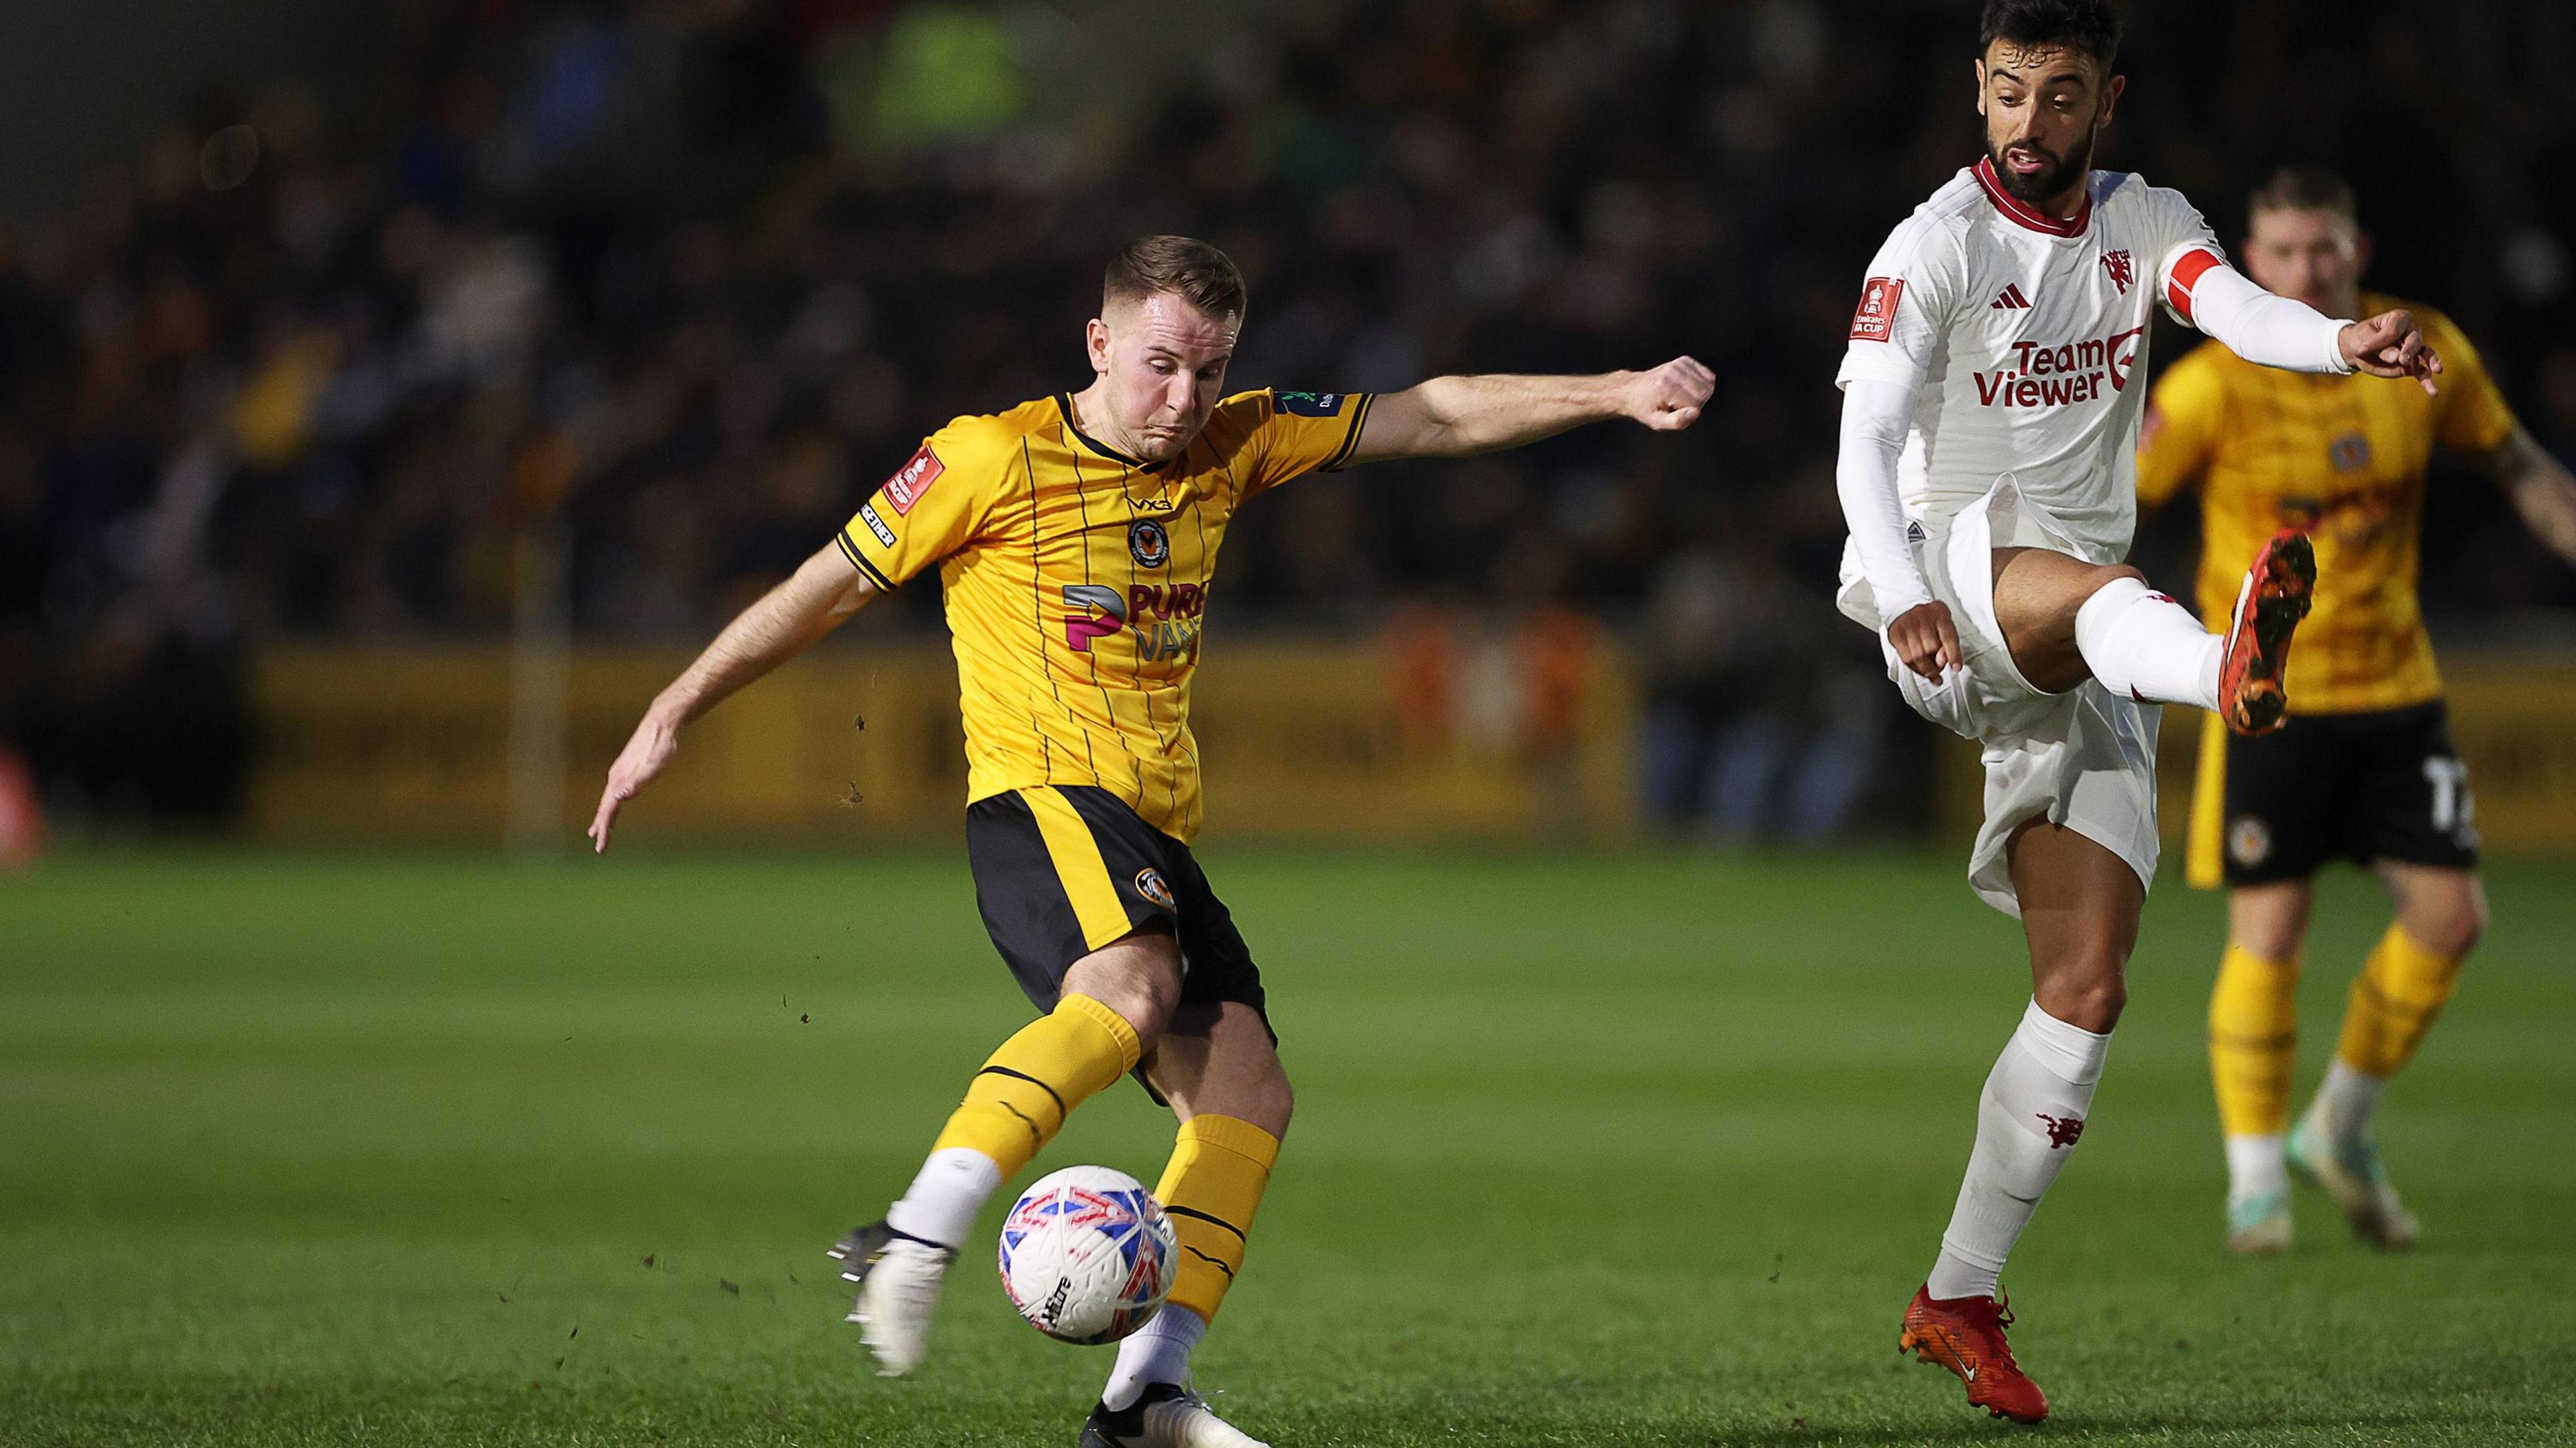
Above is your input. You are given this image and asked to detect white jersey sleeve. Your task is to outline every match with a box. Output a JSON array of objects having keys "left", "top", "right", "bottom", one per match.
[
  {"left": 1832, "top": 217, "right": 1968, "bottom": 621},
  {"left": 2135, "top": 185, "right": 2226, "bottom": 322},
  {"left": 1835, "top": 217, "right": 1970, "bottom": 394},
  {"left": 2141, "top": 184, "right": 2351, "bottom": 374}
]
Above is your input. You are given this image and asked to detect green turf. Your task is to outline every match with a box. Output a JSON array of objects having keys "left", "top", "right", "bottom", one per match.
[{"left": 5, "top": 846, "right": 2573, "bottom": 1446}]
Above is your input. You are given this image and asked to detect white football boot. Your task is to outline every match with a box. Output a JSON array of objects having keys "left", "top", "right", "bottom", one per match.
[
  {"left": 2224, "top": 1190, "right": 2293, "bottom": 1256},
  {"left": 827, "top": 1221, "right": 955, "bottom": 1376},
  {"left": 1078, "top": 1382, "right": 1270, "bottom": 1447},
  {"left": 2286, "top": 1118, "right": 2420, "bottom": 1251}
]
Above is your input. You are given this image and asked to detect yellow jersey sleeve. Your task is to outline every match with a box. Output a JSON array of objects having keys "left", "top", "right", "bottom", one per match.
[
  {"left": 2137, "top": 344, "right": 2227, "bottom": 507},
  {"left": 1225, "top": 388, "right": 1375, "bottom": 496},
  {"left": 835, "top": 416, "right": 1014, "bottom": 590},
  {"left": 2422, "top": 308, "right": 2516, "bottom": 456}
]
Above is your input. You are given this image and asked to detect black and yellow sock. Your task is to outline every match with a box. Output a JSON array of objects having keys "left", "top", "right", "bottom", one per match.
[
  {"left": 1154, "top": 1115, "right": 1279, "bottom": 1323},
  {"left": 2210, "top": 944, "right": 2300, "bottom": 1137},
  {"left": 930, "top": 993, "right": 1141, "bottom": 1177},
  {"left": 2335, "top": 924, "right": 2464, "bottom": 1078}
]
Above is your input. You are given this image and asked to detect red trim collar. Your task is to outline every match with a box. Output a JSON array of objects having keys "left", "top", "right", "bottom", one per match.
[{"left": 1974, "top": 158, "right": 2091, "bottom": 237}]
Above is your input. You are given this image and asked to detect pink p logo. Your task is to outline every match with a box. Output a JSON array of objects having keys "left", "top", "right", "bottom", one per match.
[{"left": 1063, "top": 585, "right": 1127, "bottom": 653}]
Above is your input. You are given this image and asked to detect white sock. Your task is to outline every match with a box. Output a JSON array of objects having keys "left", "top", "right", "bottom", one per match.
[
  {"left": 2225, "top": 1133, "right": 2288, "bottom": 1206},
  {"left": 1101, "top": 1303, "right": 1207, "bottom": 1410},
  {"left": 1925, "top": 999, "right": 2112, "bottom": 1301},
  {"left": 2074, "top": 575, "right": 2222, "bottom": 711},
  {"left": 884, "top": 1146, "right": 1002, "bottom": 1249},
  {"left": 2310, "top": 1058, "right": 2387, "bottom": 1141}
]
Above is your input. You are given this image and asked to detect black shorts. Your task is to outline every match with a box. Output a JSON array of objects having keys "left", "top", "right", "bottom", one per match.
[
  {"left": 964, "top": 784, "right": 1269, "bottom": 1029},
  {"left": 2220, "top": 700, "right": 2480, "bottom": 886}
]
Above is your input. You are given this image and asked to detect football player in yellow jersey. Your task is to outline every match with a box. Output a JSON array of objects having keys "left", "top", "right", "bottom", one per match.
[
  {"left": 2139, "top": 168, "right": 2576, "bottom": 1256},
  {"left": 586, "top": 235, "right": 1714, "bottom": 1446}
]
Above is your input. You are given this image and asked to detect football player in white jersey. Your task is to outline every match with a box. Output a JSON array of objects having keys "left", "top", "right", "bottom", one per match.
[{"left": 1833, "top": 0, "right": 2443, "bottom": 1424}]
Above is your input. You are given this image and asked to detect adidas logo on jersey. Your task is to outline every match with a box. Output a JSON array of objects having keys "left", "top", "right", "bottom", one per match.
[{"left": 1990, "top": 284, "right": 2033, "bottom": 310}]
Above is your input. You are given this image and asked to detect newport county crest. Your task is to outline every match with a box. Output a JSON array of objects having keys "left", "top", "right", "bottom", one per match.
[
  {"left": 1128, "top": 518, "right": 1169, "bottom": 568},
  {"left": 2229, "top": 815, "right": 2273, "bottom": 868}
]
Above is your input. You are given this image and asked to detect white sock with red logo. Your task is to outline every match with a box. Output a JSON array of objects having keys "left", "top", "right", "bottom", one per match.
[
  {"left": 2073, "top": 575, "right": 2222, "bottom": 711},
  {"left": 1926, "top": 999, "right": 2112, "bottom": 1301}
]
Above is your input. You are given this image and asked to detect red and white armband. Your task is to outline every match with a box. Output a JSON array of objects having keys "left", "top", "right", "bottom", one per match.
[{"left": 2162, "top": 247, "right": 2351, "bottom": 375}]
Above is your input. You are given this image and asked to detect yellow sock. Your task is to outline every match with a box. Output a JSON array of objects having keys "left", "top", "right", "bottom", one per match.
[
  {"left": 2210, "top": 944, "right": 2301, "bottom": 1137},
  {"left": 2336, "top": 924, "right": 2465, "bottom": 1078},
  {"left": 930, "top": 993, "right": 1141, "bottom": 1177},
  {"left": 1154, "top": 1115, "right": 1279, "bottom": 1323}
]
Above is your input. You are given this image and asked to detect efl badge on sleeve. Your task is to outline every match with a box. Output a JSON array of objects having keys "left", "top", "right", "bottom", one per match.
[
  {"left": 1272, "top": 390, "right": 1346, "bottom": 417},
  {"left": 1849, "top": 278, "right": 1905, "bottom": 342}
]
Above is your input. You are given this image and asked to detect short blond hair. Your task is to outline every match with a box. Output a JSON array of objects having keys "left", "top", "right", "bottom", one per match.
[{"left": 1103, "top": 235, "right": 1246, "bottom": 322}]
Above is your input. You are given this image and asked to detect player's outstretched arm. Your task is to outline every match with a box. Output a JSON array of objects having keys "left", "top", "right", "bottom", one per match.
[
  {"left": 2475, "top": 425, "right": 2576, "bottom": 565},
  {"left": 588, "top": 543, "right": 878, "bottom": 852},
  {"left": 1346, "top": 357, "right": 1713, "bottom": 464},
  {"left": 2174, "top": 255, "right": 2442, "bottom": 394}
]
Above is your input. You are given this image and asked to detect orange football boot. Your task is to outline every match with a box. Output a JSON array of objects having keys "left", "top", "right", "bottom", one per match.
[
  {"left": 2218, "top": 529, "right": 2316, "bottom": 736},
  {"left": 1899, "top": 1284, "right": 2049, "bottom": 1424}
]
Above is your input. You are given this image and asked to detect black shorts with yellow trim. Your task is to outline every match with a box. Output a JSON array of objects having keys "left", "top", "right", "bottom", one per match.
[
  {"left": 965, "top": 783, "right": 1270, "bottom": 1034},
  {"left": 2187, "top": 700, "right": 2480, "bottom": 888}
]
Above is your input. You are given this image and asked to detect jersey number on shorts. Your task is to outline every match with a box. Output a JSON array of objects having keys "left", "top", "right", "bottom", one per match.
[{"left": 2424, "top": 756, "right": 2473, "bottom": 834}]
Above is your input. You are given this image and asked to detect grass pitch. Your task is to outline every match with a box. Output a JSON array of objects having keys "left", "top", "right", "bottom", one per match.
[{"left": 4, "top": 847, "right": 2573, "bottom": 1446}]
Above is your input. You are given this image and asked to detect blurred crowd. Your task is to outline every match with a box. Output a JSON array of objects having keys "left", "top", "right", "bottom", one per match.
[{"left": 4, "top": 0, "right": 2574, "bottom": 833}]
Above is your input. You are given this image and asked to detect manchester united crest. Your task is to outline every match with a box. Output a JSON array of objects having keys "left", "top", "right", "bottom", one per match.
[
  {"left": 1128, "top": 518, "right": 1169, "bottom": 568},
  {"left": 2101, "top": 249, "right": 2135, "bottom": 294}
]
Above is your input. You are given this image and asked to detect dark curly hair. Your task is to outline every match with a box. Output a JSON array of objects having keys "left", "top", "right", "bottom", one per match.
[{"left": 1980, "top": 0, "right": 2123, "bottom": 68}]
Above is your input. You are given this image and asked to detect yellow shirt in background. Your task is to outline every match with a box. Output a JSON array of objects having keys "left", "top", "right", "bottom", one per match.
[{"left": 2137, "top": 294, "right": 2516, "bottom": 714}]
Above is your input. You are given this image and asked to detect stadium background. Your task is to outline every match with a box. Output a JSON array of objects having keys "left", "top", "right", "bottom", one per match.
[
  {"left": 5, "top": 3, "right": 2575, "bottom": 1445},
  {"left": 5, "top": 0, "right": 2575, "bottom": 850}
]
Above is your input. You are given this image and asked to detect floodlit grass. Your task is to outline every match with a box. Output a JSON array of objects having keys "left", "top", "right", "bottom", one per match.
[{"left": 5, "top": 848, "right": 2572, "bottom": 1445}]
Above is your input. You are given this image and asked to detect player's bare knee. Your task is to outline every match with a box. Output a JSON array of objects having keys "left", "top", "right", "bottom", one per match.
[
  {"left": 2407, "top": 897, "right": 2485, "bottom": 958},
  {"left": 2051, "top": 977, "right": 2126, "bottom": 1033},
  {"left": 1122, "top": 967, "right": 1183, "bottom": 1047},
  {"left": 1264, "top": 1066, "right": 1295, "bottom": 1137},
  {"left": 2035, "top": 948, "right": 2129, "bottom": 1032},
  {"left": 1226, "top": 1017, "right": 1295, "bottom": 1137},
  {"left": 2088, "top": 563, "right": 2147, "bottom": 594},
  {"left": 1065, "top": 933, "right": 1184, "bottom": 1047},
  {"left": 2227, "top": 882, "right": 2312, "bottom": 962}
]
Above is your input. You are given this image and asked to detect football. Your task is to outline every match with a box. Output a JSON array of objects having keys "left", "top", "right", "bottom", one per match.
[{"left": 997, "top": 1166, "right": 1178, "bottom": 1345}]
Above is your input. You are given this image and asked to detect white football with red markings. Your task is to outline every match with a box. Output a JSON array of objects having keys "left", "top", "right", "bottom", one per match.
[{"left": 996, "top": 1165, "right": 1177, "bottom": 1345}]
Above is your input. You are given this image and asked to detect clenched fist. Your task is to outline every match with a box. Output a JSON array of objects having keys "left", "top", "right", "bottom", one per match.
[
  {"left": 1623, "top": 357, "right": 1716, "bottom": 431},
  {"left": 1887, "top": 600, "right": 1964, "bottom": 681}
]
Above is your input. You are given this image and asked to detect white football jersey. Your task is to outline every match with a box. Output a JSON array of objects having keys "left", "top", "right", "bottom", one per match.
[{"left": 1835, "top": 160, "right": 2221, "bottom": 620}]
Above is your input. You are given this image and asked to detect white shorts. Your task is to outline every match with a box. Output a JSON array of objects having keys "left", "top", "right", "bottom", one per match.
[{"left": 1876, "top": 479, "right": 2160, "bottom": 917}]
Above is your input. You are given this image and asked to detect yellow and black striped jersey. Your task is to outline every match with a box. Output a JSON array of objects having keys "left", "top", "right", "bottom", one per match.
[
  {"left": 2138, "top": 294, "right": 2516, "bottom": 713},
  {"left": 837, "top": 388, "right": 1373, "bottom": 842}
]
